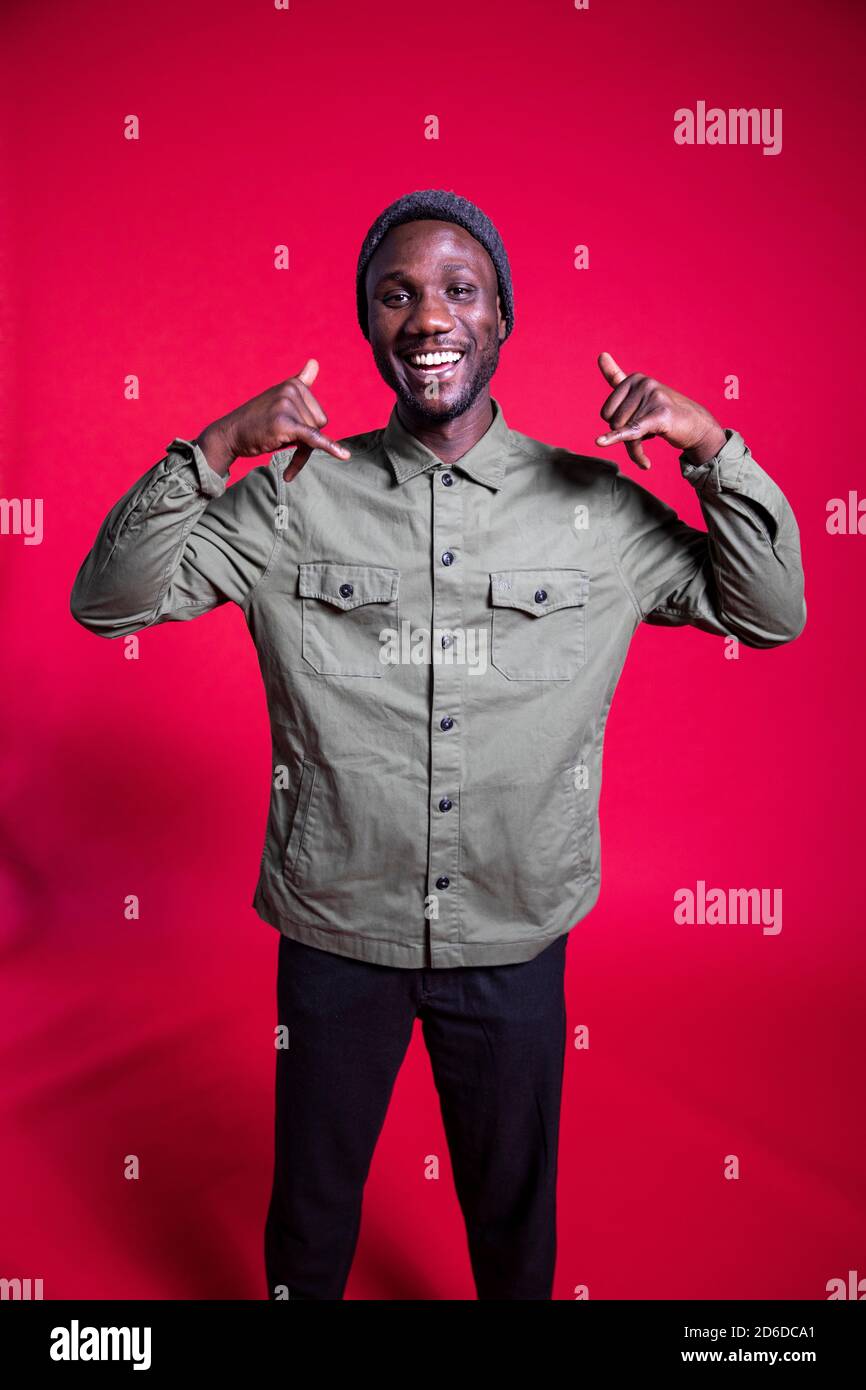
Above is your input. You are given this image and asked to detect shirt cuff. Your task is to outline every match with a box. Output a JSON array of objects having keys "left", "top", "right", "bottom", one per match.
[
  {"left": 678, "top": 428, "right": 748, "bottom": 495},
  {"left": 165, "top": 436, "right": 229, "bottom": 499}
]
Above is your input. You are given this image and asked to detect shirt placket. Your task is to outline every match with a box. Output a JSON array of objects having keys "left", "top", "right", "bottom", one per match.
[{"left": 426, "top": 461, "right": 465, "bottom": 965}]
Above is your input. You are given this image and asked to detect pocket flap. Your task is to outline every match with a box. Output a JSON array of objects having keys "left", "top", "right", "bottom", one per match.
[
  {"left": 489, "top": 568, "right": 589, "bottom": 616},
  {"left": 298, "top": 562, "right": 399, "bottom": 610}
]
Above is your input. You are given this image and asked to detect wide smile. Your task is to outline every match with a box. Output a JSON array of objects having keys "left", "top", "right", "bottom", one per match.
[{"left": 398, "top": 348, "right": 467, "bottom": 382}]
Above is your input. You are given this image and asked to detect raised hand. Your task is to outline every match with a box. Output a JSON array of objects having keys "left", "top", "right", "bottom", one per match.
[
  {"left": 198, "top": 359, "right": 351, "bottom": 483},
  {"left": 595, "top": 351, "right": 725, "bottom": 470}
]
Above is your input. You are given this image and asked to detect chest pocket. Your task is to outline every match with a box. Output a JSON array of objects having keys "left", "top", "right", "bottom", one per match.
[
  {"left": 299, "top": 561, "right": 399, "bottom": 677},
  {"left": 490, "top": 567, "right": 590, "bottom": 680}
]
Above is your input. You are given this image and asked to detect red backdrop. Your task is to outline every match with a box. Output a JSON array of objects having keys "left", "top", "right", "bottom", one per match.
[{"left": 2, "top": 0, "right": 863, "bottom": 1300}]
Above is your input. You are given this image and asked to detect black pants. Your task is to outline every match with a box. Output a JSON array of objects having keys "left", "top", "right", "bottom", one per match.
[{"left": 264, "top": 930, "right": 569, "bottom": 1300}]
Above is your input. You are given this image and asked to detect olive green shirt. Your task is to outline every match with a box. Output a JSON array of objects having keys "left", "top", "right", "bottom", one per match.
[{"left": 70, "top": 397, "right": 806, "bottom": 968}]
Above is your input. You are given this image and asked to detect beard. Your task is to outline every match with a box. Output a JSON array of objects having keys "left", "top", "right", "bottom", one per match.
[{"left": 373, "top": 332, "right": 501, "bottom": 423}]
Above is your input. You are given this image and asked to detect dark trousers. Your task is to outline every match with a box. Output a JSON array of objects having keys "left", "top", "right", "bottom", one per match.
[{"left": 263, "top": 930, "right": 569, "bottom": 1300}]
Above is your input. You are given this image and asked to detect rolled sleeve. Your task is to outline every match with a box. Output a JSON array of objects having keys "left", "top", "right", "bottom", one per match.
[
  {"left": 610, "top": 428, "right": 807, "bottom": 647},
  {"left": 165, "top": 437, "right": 229, "bottom": 500}
]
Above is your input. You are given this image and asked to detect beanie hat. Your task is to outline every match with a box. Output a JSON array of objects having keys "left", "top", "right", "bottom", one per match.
[{"left": 356, "top": 188, "right": 514, "bottom": 342}]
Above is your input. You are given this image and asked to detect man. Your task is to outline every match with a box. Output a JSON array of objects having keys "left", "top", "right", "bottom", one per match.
[{"left": 70, "top": 188, "right": 806, "bottom": 1301}]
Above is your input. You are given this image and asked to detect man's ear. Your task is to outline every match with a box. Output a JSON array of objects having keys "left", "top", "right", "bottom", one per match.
[{"left": 497, "top": 293, "right": 507, "bottom": 342}]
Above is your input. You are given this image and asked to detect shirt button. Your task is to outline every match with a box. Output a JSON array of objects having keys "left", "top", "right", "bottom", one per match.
[
  {"left": 534, "top": 588, "right": 547, "bottom": 603},
  {"left": 441, "top": 632, "right": 453, "bottom": 648},
  {"left": 438, "top": 797, "right": 453, "bottom": 812},
  {"left": 440, "top": 716, "right": 454, "bottom": 730},
  {"left": 441, "top": 472, "right": 454, "bottom": 486},
  {"left": 441, "top": 550, "right": 455, "bottom": 566},
  {"left": 339, "top": 582, "right": 354, "bottom": 598},
  {"left": 436, "top": 876, "right": 450, "bottom": 890}
]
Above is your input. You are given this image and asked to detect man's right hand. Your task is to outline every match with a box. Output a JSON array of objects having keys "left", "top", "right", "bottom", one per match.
[{"left": 196, "top": 359, "right": 351, "bottom": 483}]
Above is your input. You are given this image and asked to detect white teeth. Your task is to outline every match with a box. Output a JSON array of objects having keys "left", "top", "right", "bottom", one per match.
[{"left": 408, "top": 351, "right": 463, "bottom": 366}]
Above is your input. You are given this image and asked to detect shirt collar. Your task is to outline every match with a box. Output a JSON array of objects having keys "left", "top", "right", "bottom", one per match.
[{"left": 383, "top": 395, "right": 512, "bottom": 490}]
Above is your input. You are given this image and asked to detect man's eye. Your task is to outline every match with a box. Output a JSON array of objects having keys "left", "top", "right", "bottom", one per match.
[{"left": 383, "top": 285, "right": 474, "bottom": 306}]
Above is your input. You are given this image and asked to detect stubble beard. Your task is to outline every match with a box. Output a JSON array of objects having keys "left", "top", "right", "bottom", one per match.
[{"left": 374, "top": 334, "right": 501, "bottom": 423}]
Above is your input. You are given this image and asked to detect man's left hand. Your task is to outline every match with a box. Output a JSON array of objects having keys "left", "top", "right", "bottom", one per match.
[{"left": 595, "top": 350, "right": 727, "bottom": 470}]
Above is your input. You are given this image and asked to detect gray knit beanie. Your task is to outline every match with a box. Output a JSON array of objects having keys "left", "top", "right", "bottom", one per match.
[{"left": 356, "top": 188, "right": 514, "bottom": 342}]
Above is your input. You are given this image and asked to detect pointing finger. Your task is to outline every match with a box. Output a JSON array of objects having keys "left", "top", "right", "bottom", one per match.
[
  {"left": 596, "top": 414, "right": 661, "bottom": 470},
  {"left": 281, "top": 425, "right": 351, "bottom": 482},
  {"left": 596, "top": 421, "right": 649, "bottom": 446}
]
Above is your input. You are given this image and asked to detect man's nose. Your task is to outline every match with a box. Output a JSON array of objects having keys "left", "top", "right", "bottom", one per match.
[{"left": 404, "top": 289, "right": 456, "bottom": 335}]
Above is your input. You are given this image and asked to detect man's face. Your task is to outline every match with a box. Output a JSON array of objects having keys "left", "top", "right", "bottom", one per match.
[{"left": 365, "top": 219, "right": 507, "bottom": 422}]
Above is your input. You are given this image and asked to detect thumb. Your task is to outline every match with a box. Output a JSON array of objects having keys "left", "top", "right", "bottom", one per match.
[
  {"left": 296, "top": 357, "right": 319, "bottom": 387},
  {"left": 598, "top": 350, "right": 627, "bottom": 387}
]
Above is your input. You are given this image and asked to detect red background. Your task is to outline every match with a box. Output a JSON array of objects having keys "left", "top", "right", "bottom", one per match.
[{"left": 2, "top": 0, "right": 864, "bottom": 1299}]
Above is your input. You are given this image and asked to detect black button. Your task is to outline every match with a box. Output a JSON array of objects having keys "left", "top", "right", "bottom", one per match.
[
  {"left": 438, "top": 797, "right": 452, "bottom": 812},
  {"left": 440, "top": 716, "right": 454, "bottom": 731},
  {"left": 435, "top": 876, "right": 450, "bottom": 890},
  {"left": 441, "top": 472, "right": 454, "bottom": 486},
  {"left": 534, "top": 588, "right": 547, "bottom": 603},
  {"left": 441, "top": 633, "right": 453, "bottom": 648},
  {"left": 339, "top": 582, "right": 354, "bottom": 598},
  {"left": 441, "top": 550, "right": 455, "bottom": 566}
]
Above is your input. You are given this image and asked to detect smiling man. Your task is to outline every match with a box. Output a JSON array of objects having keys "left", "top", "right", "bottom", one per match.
[
  {"left": 363, "top": 209, "right": 505, "bottom": 456},
  {"left": 70, "top": 188, "right": 806, "bottom": 1301}
]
